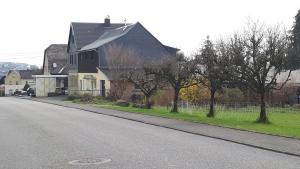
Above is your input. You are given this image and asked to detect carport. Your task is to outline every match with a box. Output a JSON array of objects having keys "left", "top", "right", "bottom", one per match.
[{"left": 33, "top": 75, "right": 68, "bottom": 97}]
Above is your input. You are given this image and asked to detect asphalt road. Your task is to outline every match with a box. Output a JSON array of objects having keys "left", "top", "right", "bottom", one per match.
[{"left": 0, "top": 97, "right": 299, "bottom": 169}]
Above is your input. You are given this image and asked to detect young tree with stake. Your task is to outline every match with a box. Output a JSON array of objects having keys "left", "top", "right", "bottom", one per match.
[
  {"left": 151, "top": 53, "right": 195, "bottom": 113},
  {"left": 195, "top": 37, "right": 233, "bottom": 117}
]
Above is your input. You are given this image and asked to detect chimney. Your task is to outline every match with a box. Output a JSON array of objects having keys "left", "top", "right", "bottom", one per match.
[{"left": 104, "top": 15, "right": 110, "bottom": 27}]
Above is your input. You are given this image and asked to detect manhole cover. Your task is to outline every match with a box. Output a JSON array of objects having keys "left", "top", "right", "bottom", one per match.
[{"left": 69, "top": 158, "right": 112, "bottom": 165}]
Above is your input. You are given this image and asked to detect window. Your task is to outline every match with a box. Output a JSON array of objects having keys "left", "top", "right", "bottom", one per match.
[
  {"left": 83, "top": 53, "right": 85, "bottom": 63},
  {"left": 92, "top": 79, "right": 96, "bottom": 89},
  {"left": 80, "top": 53, "right": 84, "bottom": 63},
  {"left": 70, "top": 54, "right": 73, "bottom": 64},
  {"left": 100, "top": 80, "right": 106, "bottom": 97},
  {"left": 74, "top": 54, "right": 77, "bottom": 65},
  {"left": 16, "top": 81, "right": 19, "bottom": 85}
]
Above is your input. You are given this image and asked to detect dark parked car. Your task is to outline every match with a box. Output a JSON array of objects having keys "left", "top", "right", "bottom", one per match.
[
  {"left": 27, "top": 88, "right": 35, "bottom": 96},
  {"left": 14, "top": 89, "right": 26, "bottom": 96},
  {"left": 13, "top": 89, "right": 21, "bottom": 96}
]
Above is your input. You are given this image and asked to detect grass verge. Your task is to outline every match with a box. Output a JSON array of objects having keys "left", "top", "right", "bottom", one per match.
[{"left": 71, "top": 98, "right": 300, "bottom": 139}]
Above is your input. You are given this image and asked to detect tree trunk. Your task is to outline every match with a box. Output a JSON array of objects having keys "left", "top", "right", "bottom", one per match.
[
  {"left": 207, "top": 89, "right": 216, "bottom": 117},
  {"left": 145, "top": 95, "right": 151, "bottom": 109},
  {"left": 171, "top": 88, "right": 179, "bottom": 113},
  {"left": 258, "top": 89, "right": 268, "bottom": 123}
]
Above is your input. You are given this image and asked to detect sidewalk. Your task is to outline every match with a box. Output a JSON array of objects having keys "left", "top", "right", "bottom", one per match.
[{"left": 25, "top": 96, "right": 300, "bottom": 157}]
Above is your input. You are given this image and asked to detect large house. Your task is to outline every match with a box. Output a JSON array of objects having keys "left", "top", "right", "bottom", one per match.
[
  {"left": 67, "top": 17, "right": 178, "bottom": 97},
  {"left": 34, "top": 44, "right": 69, "bottom": 97}
]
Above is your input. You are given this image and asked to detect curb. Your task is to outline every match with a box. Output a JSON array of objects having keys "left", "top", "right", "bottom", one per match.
[{"left": 24, "top": 97, "right": 300, "bottom": 158}]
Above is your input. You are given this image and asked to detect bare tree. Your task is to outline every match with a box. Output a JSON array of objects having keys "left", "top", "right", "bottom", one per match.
[
  {"left": 151, "top": 53, "right": 195, "bottom": 113},
  {"left": 229, "top": 22, "right": 291, "bottom": 123},
  {"left": 105, "top": 44, "right": 164, "bottom": 106},
  {"left": 105, "top": 44, "right": 141, "bottom": 100},
  {"left": 195, "top": 37, "right": 233, "bottom": 117}
]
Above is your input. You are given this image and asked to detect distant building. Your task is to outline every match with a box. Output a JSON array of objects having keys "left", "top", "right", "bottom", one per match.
[
  {"left": 4, "top": 70, "right": 23, "bottom": 95},
  {"left": 271, "top": 70, "right": 300, "bottom": 104},
  {"left": 1, "top": 69, "right": 41, "bottom": 96},
  {"left": 19, "top": 69, "right": 41, "bottom": 86}
]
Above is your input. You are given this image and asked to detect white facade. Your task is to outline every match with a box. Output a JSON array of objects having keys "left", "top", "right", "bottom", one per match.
[
  {"left": 4, "top": 85, "right": 24, "bottom": 96},
  {"left": 33, "top": 75, "right": 68, "bottom": 97},
  {"left": 68, "top": 68, "right": 111, "bottom": 96}
]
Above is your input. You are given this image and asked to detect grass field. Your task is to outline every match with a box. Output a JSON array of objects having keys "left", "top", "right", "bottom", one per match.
[{"left": 72, "top": 98, "right": 300, "bottom": 139}]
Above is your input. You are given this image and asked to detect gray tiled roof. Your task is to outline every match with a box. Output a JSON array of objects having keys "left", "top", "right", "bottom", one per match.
[
  {"left": 71, "top": 21, "right": 179, "bottom": 55},
  {"left": 163, "top": 45, "right": 180, "bottom": 54},
  {"left": 19, "top": 69, "right": 42, "bottom": 79},
  {"left": 80, "top": 24, "right": 136, "bottom": 51},
  {"left": 6, "top": 70, "right": 19, "bottom": 77},
  {"left": 44, "top": 44, "right": 69, "bottom": 75},
  {"left": 71, "top": 22, "right": 124, "bottom": 49}
]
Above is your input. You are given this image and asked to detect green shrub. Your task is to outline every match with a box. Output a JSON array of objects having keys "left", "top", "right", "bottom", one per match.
[
  {"left": 67, "top": 93, "right": 80, "bottom": 101},
  {"left": 132, "top": 103, "right": 147, "bottom": 109},
  {"left": 92, "top": 96, "right": 111, "bottom": 104},
  {"left": 80, "top": 94, "right": 94, "bottom": 102},
  {"left": 23, "top": 82, "right": 30, "bottom": 91},
  {"left": 217, "top": 88, "right": 245, "bottom": 103},
  {"left": 115, "top": 100, "right": 130, "bottom": 107}
]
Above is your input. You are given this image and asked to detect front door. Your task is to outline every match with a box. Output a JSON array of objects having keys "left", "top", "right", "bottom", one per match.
[{"left": 100, "top": 80, "right": 105, "bottom": 97}]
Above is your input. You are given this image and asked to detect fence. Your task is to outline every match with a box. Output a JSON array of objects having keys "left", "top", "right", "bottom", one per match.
[
  {"left": 68, "top": 89, "right": 110, "bottom": 97},
  {"left": 172, "top": 101, "right": 300, "bottom": 115}
]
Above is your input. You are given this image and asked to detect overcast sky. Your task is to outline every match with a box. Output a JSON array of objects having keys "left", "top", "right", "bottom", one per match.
[{"left": 0, "top": 0, "right": 299, "bottom": 66}]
